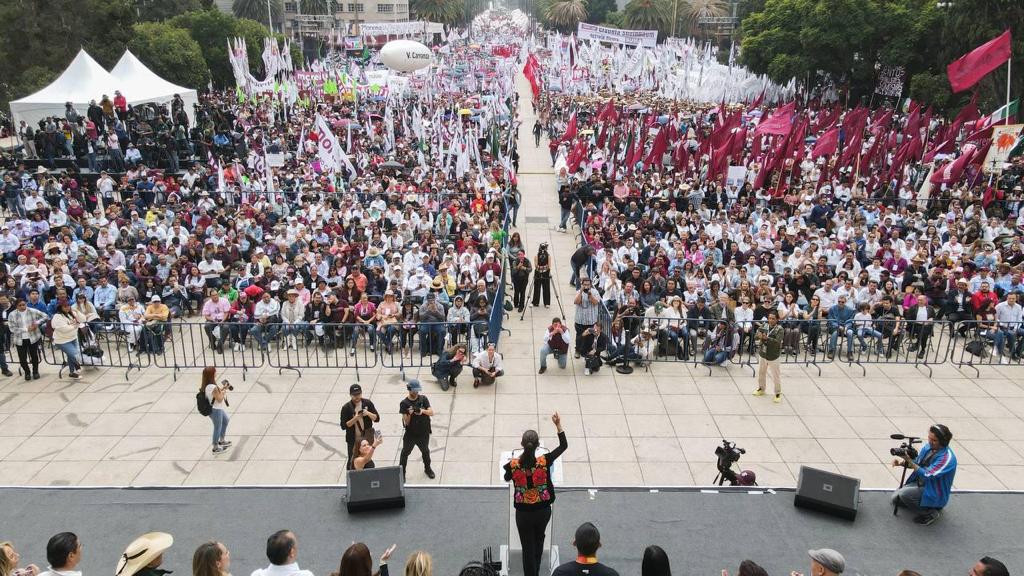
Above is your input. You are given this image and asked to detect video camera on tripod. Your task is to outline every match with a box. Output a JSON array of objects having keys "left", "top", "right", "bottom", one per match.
[
  {"left": 890, "top": 433, "right": 923, "bottom": 516},
  {"left": 713, "top": 439, "right": 756, "bottom": 486}
]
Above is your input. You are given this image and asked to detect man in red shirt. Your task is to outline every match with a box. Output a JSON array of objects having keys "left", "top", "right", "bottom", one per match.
[
  {"left": 113, "top": 90, "right": 127, "bottom": 118},
  {"left": 971, "top": 281, "right": 999, "bottom": 317}
]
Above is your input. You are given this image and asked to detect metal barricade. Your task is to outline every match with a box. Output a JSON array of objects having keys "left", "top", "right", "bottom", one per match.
[
  {"left": 154, "top": 322, "right": 264, "bottom": 380},
  {"left": 613, "top": 316, "right": 736, "bottom": 376},
  {"left": 831, "top": 318, "right": 949, "bottom": 378},
  {"left": 379, "top": 321, "right": 489, "bottom": 381},
  {"left": 263, "top": 322, "right": 377, "bottom": 380},
  {"left": 40, "top": 321, "right": 152, "bottom": 380},
  {"left": 947, "top": 319, "right": 1024, "bottom": 377}
]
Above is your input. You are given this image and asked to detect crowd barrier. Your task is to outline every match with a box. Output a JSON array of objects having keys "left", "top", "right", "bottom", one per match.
[
  {"left": 37, "top": 320, "right": 503, "bottom": 383},
  {"left": 604, "top": 315, "right": 1022, "bottom": 379}
]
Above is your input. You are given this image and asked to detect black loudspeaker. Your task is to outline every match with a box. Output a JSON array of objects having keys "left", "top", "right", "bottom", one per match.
[
  {"left": 346, "top": 466, "right": 406, "bottom": 513},
  {"left": 794, "top": 466, "right": 860, "bottom": 520}
]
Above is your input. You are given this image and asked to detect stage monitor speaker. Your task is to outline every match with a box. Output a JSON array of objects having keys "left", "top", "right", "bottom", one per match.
[
  {"left": 346, "top": 466, "right": 406, "bottom": 513},
  {"left": 794, "top": 466, "right": 860, "bottom": 521}
]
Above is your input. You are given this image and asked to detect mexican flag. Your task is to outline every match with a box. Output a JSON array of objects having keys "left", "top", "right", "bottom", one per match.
[{"left": 990, "top": 99, "right": 1019, "bottom": 124}]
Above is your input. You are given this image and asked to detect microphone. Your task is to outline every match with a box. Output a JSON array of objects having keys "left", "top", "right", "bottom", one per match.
[{"left": 890, "top": 433, "right": 906, "bottom": 440}]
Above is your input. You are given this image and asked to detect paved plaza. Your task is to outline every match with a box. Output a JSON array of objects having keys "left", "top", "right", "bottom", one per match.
[{"left": 1, "top": 76, "right": 1023, "bottom": 490}]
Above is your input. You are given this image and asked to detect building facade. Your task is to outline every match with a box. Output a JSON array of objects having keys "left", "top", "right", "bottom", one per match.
[{"left": 212, "top": 0, "right": 409, "bottom": 37}]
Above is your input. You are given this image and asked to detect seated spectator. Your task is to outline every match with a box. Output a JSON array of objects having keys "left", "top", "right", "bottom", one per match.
[
  {"left": 115, "top": 532, "right": 173, "bottom": 576},
  {"left": 551, "top": 523, "right": 618, "bottom": 576},
  {"left": 249, "top": 531, "right": 313, "bottom": 576},
  {"left": 38, "top": 533, "right": 81, "bottom": 576}
]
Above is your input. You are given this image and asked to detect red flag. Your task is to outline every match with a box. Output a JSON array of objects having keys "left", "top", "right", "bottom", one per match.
[
  {"left": 747, "top": 89, "right": 765, "bottom": 112},
  {"left": 754, "top": 101, "right": 796, "bottom": 135},
  {"left": 709, "top": 131, "right": 736, "bottom": 182},
  {"left": 560, "top": 113, "right": 577, "bottom": 144},
  {"left": 643, "top": 126, "right": 670, "bottom": 169},
  {"left": 947, "top": 30, "right": 1012, "bottom": 93},
  {"left": 811, "top": 127, "right": 840, "bottom": 158},
  {"left": 930, "top": 143, "right": 978, "bottom": 184}
]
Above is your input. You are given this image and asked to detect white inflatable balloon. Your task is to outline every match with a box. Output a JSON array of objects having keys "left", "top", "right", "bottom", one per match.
[{"left": 380, "top": 40, "right": 432, "bottom": 73}]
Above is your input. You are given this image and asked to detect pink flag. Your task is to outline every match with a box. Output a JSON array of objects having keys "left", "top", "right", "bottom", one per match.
[
  {"left": 947, "top": 30, "right": 1012, "bottom": 93},
  {"left": 754, "top": 102, "right": 795, "bottom": 136}
]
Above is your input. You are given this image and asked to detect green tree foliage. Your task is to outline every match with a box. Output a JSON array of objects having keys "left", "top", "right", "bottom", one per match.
[
  {"left": 623, "top": 0, "right": 671, "bottom": 36},
  {"left": 602, "top": 10, "right": 625, "bottom": 27},
  {"left": 739, "top": 0, "right": 1024, "bottom": 113},
  {"left": 170, "top": 9, "right": 242, "bottom": 87},
  {"left": 545, "top": 0, "right": 588, "bottom": 31},
  {"left": 129, "top": 21, "right": 210, "bottom": 89},
  {"left": 585, "top": 0, "right": 616, "bottom": 24},
  {"left": 0, "top": 0, "right": 135, "bottom": 106},
  {"left": 411, "top": 0, "right": 464, "bottom": 25},
  {"left": 134, "top": 0, "right": 206, "bottom": 22},
  {"left": 232, "top": 0, "right": 283, "bottom": 26}
]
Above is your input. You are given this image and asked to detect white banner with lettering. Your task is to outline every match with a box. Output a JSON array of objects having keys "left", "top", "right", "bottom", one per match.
[
  {"left": 360, "top": 21, "right": 443, "bottom": 37},
  {"left": 577, "top": 23, "right": 657, "bottom": 48}
]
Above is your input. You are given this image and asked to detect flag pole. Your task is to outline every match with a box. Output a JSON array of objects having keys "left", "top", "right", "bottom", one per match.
[{"left": 1006, "top": 57, "right": 1012, "bottom": 125}]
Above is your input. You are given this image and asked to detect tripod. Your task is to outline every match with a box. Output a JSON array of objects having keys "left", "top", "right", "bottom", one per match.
[{"left": 893, "top": 461, "right": 911, "bottom": 516}]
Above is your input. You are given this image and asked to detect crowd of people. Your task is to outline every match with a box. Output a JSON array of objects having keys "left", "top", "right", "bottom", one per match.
[
  {"left": 0, "top": 528, "right": 1011, "bottom": 576},
  {"left": 527, "top": 85, "right": 1024, "bottom": 385},
  {"left": 0, "top": 25, "right": 532, "bottom": 381}
]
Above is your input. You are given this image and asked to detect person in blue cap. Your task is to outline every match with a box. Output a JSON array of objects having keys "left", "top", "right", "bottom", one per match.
[{"left": 399, "top": 380, "right": 435, "bottom": 479}]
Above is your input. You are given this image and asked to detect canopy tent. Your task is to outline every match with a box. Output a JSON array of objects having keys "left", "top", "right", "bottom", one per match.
[
  {"left": 9, "top": 49, "right": 119, "bottom": 128},
  {"left": 110, "top": 50, "right": 197, "bottom": 125}
]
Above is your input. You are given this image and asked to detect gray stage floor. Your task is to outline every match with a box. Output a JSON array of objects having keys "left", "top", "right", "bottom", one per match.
[{"left": 1, "top": 487, "right": 1020, "bottom": 576}]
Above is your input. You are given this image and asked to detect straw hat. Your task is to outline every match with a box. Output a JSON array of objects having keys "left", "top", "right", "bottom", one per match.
[{"left": 115, "top": 532, "right": 173, "bottom": 576}]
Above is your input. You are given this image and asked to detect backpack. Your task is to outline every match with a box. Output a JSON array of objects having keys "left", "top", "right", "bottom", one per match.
[{"left": 196, "top": 388, "right": 213, "bottom": 416}]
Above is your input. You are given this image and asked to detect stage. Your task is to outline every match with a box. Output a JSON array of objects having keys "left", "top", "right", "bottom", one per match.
[{"left": 1, "top": 486, "right": 1021, "bottom": 575}]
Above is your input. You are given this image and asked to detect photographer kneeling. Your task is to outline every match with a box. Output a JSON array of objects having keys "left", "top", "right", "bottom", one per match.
[{"left": 891, "top": 424, "right": 957, "bottom": 526}]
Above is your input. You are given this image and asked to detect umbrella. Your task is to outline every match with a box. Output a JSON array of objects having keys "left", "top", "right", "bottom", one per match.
[
  {"left": 626, "top": 103, "right": 645, "bottom": 111},
  {"left": 381, "top": 161, "right": 405, "bottom": 170}
]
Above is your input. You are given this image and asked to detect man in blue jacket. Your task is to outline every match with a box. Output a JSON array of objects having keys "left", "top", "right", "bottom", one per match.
[
  {"left": 826, "top": 295, "right": 856, "bottom": 360},
  {"left": 891, "top": 424, "right": 957, "bottom": 525}
]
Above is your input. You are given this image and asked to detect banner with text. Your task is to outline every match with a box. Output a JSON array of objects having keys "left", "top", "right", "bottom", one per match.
[
  {"left": 874, "top": 65, "right": 905, "bottom": 98},
  {"left": 359, "top": 21, "right": 443, "bottom": 37},
  {"left": 577, "top": 23, "right": 658, "bottom": 48}
]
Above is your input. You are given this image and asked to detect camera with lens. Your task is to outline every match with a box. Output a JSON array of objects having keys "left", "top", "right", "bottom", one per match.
[
  {"left": 715, "top": 439, "right": 745, "bottom": 467},
  {"left": 220, "top": 378, "right": 234, "bottom": 391},
  {"left": 890, "top": 433, "right": 921, "bottom": 460}
]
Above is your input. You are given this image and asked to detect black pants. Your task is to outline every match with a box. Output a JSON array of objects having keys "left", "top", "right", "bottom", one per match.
[
  {"left": 516, "top": 506, "right": 552, "bottom": 576},
  {"left": 399, "top": 433, "right": 431, "bottom": 473},
  {"left": 16, "top": 339, "right": 41, "bottom": 375},
  {"left": 513, "top": 277, "right": 529, "bottom": 310},
  {"left": 532, "top": 275, "right": 550, "bottom": 306}
]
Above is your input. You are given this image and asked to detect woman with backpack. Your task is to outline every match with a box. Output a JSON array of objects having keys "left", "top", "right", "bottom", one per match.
[{"left": 198, "top": 366, "right": 232, "bottom": 455}]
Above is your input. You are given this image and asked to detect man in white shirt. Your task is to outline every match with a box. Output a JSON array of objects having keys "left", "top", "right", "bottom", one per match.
[
  {"left": 993, "top": 293, "right": 1024, "bottom": 361},
  {"left": 471, "top": 342, "right": 504, "bottom": 388},
  {"left": 198, "top": 255, "right": 225, "bottom": 288},
  {"left": 250, "top": 531, "right": 315, "bottom": 576},
  {"left": 814, "top": 279, "right": 837, "bottom": 312},
  {"left": 38, "top": 532, "right": 82, "bottom": 576},
  {"left": 252, "top": 291, "right": 281, "bottom": 351}
]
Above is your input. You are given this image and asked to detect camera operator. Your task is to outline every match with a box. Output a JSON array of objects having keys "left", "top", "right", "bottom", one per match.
[
  {"left": 341, "top": 384, "right": 379, "bottom": 470},
  {"left": 200, "top": 366, "right": 233, "bottom": 455},
  {"left": 573, "top": 277, "right": 601, "bottom": 357},
  {"left": 538, "top": 317, "right": 571, "bottom": 374},
  {"left": 890, "top": 424, "right": 957, "bottom": 525},
  {"left": 399, "top": 380, "right": 435, "bottom": 480},
  {"left": 532, "top": 243, "right": 551, "bottom": 308}
]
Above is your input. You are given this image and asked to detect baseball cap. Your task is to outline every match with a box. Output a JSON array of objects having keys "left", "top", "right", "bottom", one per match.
[
  {"left": 349, "top": 384, "right": 362, "bottom": 395},
  {"left": 406, "top": 379, "right": 422, "bottom": 392},
  {"left": 808, "top": 549, "right": 845, "bottom": 574}
]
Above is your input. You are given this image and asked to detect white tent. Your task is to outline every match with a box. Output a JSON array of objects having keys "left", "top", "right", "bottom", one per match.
[
  {"left": 9, "top": 49, "right": 119, "bottom": 128},
  {"left": 110, "top": 50, "right": 198, "bottom": 125}
]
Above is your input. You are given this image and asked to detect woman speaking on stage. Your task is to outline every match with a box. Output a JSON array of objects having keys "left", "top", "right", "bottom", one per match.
[{"left": 503, "top": 412, "right": 567, "bottom": 576}]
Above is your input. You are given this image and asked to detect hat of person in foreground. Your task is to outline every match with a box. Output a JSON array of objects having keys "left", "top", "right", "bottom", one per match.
[{"left": 115, "top": 532, "right": 173, "bottom": 576}]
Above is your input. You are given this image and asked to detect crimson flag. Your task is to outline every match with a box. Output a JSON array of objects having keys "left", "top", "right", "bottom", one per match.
[
  {"left": 754, "top": 101, "right": 795, "bottom": 135},
  {"left": 930, "top": 143, "right": 978, "bottom": 184},
  {"left": 947, "top": 30, "right": 1012, "bottom": 93},
  {"left": 560, "top": 113, "right": 577, "bottom": 144},
  {"left": 643, "top": 126, "right": 670, "bottom": 169},
  {"left": 812, "top": 127, "right": 840, "bottom": 158}
]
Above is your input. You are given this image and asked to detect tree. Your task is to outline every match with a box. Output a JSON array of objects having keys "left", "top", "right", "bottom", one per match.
[
  {"left": 232, "top": 0, "right": 282, "bottom": 27},
  {"left": 585, "top": 0, "right": 616, "bottom": 24},
  {"left": 623, "top": 0, "right": 671, "bottom": 36},
  {"left": 134, "top": 0, "right": 205, "bottom": 22},
  {"left": 545, "top": 0, "right": 587, "bottom": 31},
  {"left": 129, "top": 21, "right": 210, "bottom": 89},
  {"left": 170, "top": 9, "right": 242, "bottom": 86},
  {"left": 411, "top": 0, "right": 464, "bottom": 25},
  {"left": 677, "top": 0, "right": 727, "bottom": 38},
  {"left": 602, "top": 10, "right": 625, "bottom": 27}
]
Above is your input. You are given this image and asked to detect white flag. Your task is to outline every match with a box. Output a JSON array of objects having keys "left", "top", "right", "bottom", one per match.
[{"left": 314, "top": 113, "right": 341, "bottom": 172}]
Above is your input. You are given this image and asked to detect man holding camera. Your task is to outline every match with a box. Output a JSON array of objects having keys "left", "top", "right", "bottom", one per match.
[
  {"left": 341, "top": 384, "right": 379, "bottom": 470},
  {"left": 891, "top": 424, "right": 957, "bottom": 525},
  {"left": 574, "top": 277, "right": 601, "bottom": 358},
  {"left": 399, "top": 380, "right": 436, "bottom": 480}
]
